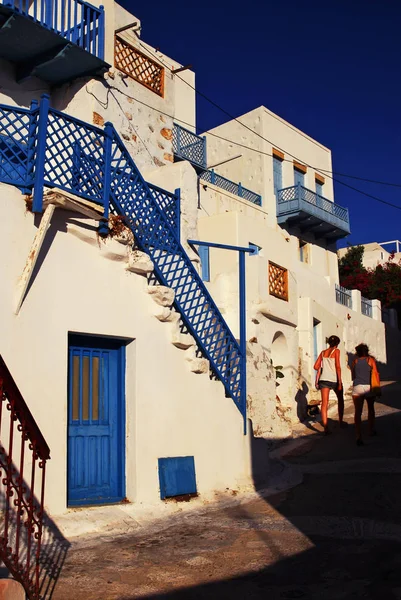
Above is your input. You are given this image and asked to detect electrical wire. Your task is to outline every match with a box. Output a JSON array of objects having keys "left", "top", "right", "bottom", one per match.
[
  {"left": 96, "top": 79, "right": 401, "bottom": 215},
  {"left": 134, "top": 41, "right": 401, "bottom": 204}
]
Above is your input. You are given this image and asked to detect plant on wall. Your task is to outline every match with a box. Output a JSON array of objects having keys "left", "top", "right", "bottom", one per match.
[{"left": 270, "top": 360, "right": 284, "bottom": 386}]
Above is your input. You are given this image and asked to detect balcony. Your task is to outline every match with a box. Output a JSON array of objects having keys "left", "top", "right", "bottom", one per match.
[
  {"left": 200, "top": 169, "right": 262, "bottom": 206},
  {"left": 277, "top": 184, "right": 350, "bottom": 242},
  {"left": 0, "top": 0, "right": 108, "bottom": 85},
  {"left": 173, "top": 123, "right": 206, "bottom": 169}
]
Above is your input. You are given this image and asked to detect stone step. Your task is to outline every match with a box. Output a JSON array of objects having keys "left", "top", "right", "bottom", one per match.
[
  {"left": 169, "top": 317, "right": 196, "bottom": 350},
  {"left": 126, "top": 249, "right": 154, "bottom": 275},
  {"left": 184, "top": 346, "right": 209, "bottom": 375},
  {"left": 147, "top": 285, "right": 175, "bottom": 307}
]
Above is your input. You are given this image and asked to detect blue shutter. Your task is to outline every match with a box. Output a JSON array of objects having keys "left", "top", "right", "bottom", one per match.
[
  {"left": 294, "top": 168, "right": 305, "bottom": 187},
  {"left": 198, "top": 245, "right": 210, "bottom": 282},
  {"left": 273, "top": 156, "right": 283, "bottom": 197},
  {"left": 158, "top": 457, "right": 197, "bottom": 499},
  {"left": 316, "top": 181, "right": 323, "bottom": 197}
]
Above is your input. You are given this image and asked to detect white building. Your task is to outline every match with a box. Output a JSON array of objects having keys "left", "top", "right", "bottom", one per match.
[
  {"left": 338, "top": 241, "right": 401, "bottom": 270},
  {"left": 0, "top": 0, "right": 391, "bottom": 551}
]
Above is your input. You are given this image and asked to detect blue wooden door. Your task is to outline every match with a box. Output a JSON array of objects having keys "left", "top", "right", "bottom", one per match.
[{"left": 67, "top": 337, "right": 125, "bottom": 506}]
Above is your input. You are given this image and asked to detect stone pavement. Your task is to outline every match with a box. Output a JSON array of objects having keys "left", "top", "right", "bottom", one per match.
[{"left": 53, "top": 381, "right": 401, "bottom": 599}]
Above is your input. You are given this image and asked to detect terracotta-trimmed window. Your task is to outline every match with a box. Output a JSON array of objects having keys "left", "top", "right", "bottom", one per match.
[{"left": 269, "top": 261, "right": 288, "bottom": 301}]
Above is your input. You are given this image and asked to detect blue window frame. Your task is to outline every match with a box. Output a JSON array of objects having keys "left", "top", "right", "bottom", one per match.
[
  {"left": 294, "top": 167, "right": 305, "bottom": 187},
  {"left": 299, "top": 240, "right": 309, "bottom": 263},
  {"left": 273, "top": 156, "right": 283, "bottom": 197},
  {"left": 316, "top": 181, "right": 323, "bottom": 197},
  {"left": 313, "top": 319, "right": 320, "bottom": 363},
  {"left": 198, "top": 245, "right": 210, "bottom": 281}
]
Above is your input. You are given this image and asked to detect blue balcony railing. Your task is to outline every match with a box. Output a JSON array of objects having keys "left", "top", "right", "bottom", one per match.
[
  {"left": 277, "top": 184, "right": 350, "bottom": 241},
  {"left": 0, "top": 0, "right": 106, "bottom": 85},
  {"left": 200, "top": 169, "right": 262, "bottom": 206},
  {"left": 361, "top": 296, "right": 373, "bottom": 318},
  {"left": 172, "top": 123, "right": 206, "bottom": 169},
  {"left": 335, "top": 284, "right": 352, "bottom": 309},
  {"left": 0, "top": 0, "right": 104, "bottom": 58}
]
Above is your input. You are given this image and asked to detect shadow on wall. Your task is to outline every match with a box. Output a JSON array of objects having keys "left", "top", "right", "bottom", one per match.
[
  {"left": 0, "top": 451, "right": 70, "bottom": 600},
  {"left": 116, "top": 380, "right": 401, "bottom": 600}
]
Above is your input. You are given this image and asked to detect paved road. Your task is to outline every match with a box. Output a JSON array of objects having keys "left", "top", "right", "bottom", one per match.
[{"left": 53, "top": 381, "right": 401, "bottom": 599}]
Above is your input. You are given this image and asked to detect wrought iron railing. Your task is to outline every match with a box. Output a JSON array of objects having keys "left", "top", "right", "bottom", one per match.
[
  {"left": 0, "top": 96, "right": 246, "bottom": 426},
  {"left": 172, "top": 123, "right": 206, "bottom": 169},
  {"left": 115, "top": 35, "right": 164, "bottom": 97},
  {"left": 277, "top": 184, "right": 350, "bottom": 230},
  {"left": 361, "top": 296, "right": 373, "bottom": 318},
  {"left": 0, "top": 0, "right": 105, "bottom": 59},
  {"left": 335, "top": 284, "right": 352, "bottom": 308},
  {"left": 200, "top": 169, "right": 262, "bottom": 206},
  {"left": 0, "top": 355, "right": 50, "bottom": 599}
]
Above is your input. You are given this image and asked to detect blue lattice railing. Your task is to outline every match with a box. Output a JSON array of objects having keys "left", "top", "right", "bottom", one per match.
[
  {"left": 277, "top": 184, "right": 350, "bottom": 232},
  {"left": 335, "top": 284, "right": 352, "bottom": 309},
  {"left": 0, "top": 96, "right": 245, "bottom": 425},
  {"left": 200, "top": 169, "right": 262, "bottom": 206},
  {"left": 172, "top": 123, "right": 206, "bottom": 168},
  {"left": 147, "top": 183, "right": 180, "bottom": 242},
  {"left": 0, "top": 0, "right": 105, "bottom": 59}
]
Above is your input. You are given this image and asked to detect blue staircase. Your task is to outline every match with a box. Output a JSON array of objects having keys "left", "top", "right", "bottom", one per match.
[{"left": 0, "top": 96, "right": 246, "bottom": 426}]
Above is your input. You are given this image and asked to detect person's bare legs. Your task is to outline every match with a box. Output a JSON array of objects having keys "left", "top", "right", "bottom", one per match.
[
  {"left": 321, "top": 388, "right": 330, "bottom": 433},
  {"left": 335, "top": 388, "right": 344, "bottom": 426},
  {"left": 367, "top": 397, "right": 376, "bottom": 435},
  {"left": 353, "top": 395, "right": 364, "bottom": 444}
]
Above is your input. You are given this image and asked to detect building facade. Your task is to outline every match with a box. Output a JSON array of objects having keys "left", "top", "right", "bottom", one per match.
[{"left": 0, "top": 0, "right": 389, "bottom": 534}]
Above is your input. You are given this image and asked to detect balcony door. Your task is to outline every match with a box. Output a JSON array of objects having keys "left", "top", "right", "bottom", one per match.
[{"left": 294, "top": 167, "right": 305, "bottom": 187}]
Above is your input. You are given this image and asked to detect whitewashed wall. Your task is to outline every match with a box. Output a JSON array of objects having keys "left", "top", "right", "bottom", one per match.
[{"left": 0, "top": 184, "right": 255, "bottom": 516}]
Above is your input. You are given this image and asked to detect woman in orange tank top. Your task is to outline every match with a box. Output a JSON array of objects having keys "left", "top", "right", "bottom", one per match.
[{"left": 314, "top": 335, "right": 344, "bottom": 434}]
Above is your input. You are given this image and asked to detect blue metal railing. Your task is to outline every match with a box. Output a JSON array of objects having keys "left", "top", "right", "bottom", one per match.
[
  {"left": 361, "top": 296, "right": 373, "bottom": 318},
  {"left": 147, "top": 183, "right": 181, "bottom": 242},
  {"left": 200, "top": 169, "right": 262, "bottom": 206},
  {"left": 277, "top": 184, "right": 350, "bottom": 232},
  {"left": 0, "top": 96, "right": 246, "bottom": 426},
  {"left": 0, "top": 0, "right": 104, "bottom": 59},
  {"left": 172, "top": 123, "right": 262, "bottom": 206},
  {"left": 335, "top": 284, "right": 352, "bottom": 309},
  {"left": 172, "top": 123, "right": 206, "bottom": 168}
]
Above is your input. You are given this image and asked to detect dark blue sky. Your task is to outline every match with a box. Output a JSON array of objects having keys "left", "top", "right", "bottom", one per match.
[{"left": 121, "top": 0, "right": 401, "bottom": 248}]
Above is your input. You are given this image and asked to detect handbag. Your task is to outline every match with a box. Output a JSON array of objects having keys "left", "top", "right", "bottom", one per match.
[{"left": 368, "top": 358, "right": 381, "bottom": 397}]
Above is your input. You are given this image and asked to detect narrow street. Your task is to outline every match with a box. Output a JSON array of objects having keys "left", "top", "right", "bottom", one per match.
[{"left": 53, "top": 381, "right": 401, "bottom": 600}]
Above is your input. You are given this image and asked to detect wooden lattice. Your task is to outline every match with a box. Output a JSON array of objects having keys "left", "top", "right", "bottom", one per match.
[
  {"left": 269, "top": 261, "right": 288, "bottom": 301},
  {"left": 114, "top": 36, "right": 164, "bottom": 97}
]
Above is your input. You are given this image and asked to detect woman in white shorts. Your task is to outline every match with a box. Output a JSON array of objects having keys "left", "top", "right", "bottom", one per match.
[{"left": 351, "top": 343, "right": 380, "bottom": 446}]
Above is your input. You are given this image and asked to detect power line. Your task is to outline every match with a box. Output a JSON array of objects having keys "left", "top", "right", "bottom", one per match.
[
  {"left": 98, "top": 78, "right": 401, "bottom": 214},
  {"left": 135, "top": 41, "right": 401, "bottom": 206}
]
